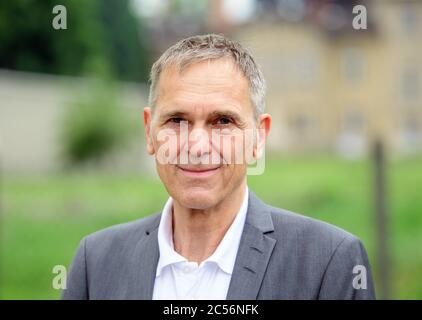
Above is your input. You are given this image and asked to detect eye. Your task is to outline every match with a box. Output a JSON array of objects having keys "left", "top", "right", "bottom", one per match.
[
  {"left": 216, "top": 117, "right": 232, "bottom": 125},
  {"left": 169, "top": 117, "right": 184, "bottom": 124}
]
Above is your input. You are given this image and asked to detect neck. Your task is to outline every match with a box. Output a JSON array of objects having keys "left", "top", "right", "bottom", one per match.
[{"left": 172, "top": 182, "right": 247, "bottom": 264}]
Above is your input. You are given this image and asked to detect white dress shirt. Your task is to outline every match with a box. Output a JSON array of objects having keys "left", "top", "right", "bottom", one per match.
[{"left": 152, "top": 188, "right": 249, "bottom": 300}]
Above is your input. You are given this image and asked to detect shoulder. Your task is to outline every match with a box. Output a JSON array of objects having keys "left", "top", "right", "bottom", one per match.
[
  {"left": 64, "top": 212, "right": 162, "bottom": 299},
  {"left": 263, "top": 203, "right": 372, "bottom": 287},
  {"left": 82, "top": 212, "right": 161, "bottom": 252},
  {"left": 267, "top": 204, "right": 363, "bottom": 253}
]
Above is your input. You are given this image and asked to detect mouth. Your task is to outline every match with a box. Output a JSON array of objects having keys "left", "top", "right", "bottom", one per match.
[{"left": 176, "top": 165, "right": 221, "bottom": 177}]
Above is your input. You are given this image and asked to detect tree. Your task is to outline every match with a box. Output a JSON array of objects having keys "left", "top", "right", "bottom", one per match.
[{"left": 0, "top": 0, "right": 151, "bottom": 82}]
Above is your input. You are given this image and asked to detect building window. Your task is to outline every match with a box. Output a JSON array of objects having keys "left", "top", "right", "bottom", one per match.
[
  {"left": 401, "top": 68, "right": 420, "bottom": 100},
  {"left": 401, "top": 6, "right": 418, "bottom": 36},
  {"left": 297, "top": 52, "right": 319, "bottom": 87},
  {"left": 291, "top": 114, "right": 317, "bottom": 138},
  {"left": 337, "top": 110, "right": 366, "bottom": 157},
  {"left": 402, "top": 116, "right": 422, "bottom": 148},
  {"left": 343, "top": 111, "right": 365, "bottom": 133},
  {"left": 341, "top": 48, "right": 364, "bottom": 83}
]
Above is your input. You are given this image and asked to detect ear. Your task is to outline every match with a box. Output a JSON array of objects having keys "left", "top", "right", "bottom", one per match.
[
  {"left": 143, "top": 107, "right": 155, "bottom": 155},
  {"left": 254, "top": 113, "right": 271, "bottom": 159}
]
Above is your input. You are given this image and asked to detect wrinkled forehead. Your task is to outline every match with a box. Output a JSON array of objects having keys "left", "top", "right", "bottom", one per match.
[{"left": 153, "top": 58, "right": 253, "bottom": 116}]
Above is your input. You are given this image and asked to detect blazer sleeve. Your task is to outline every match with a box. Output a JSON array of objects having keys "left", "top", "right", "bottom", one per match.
[
  {"left": 318, "top": 236, "right": 376, "bottom": 300},
  {"left": 61, "top": 237, "right": 89, "bottom": 300}
]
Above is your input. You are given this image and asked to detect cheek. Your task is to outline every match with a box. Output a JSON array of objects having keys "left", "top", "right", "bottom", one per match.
[
  {"left": 215, "top": 133, "right": 249, "bottom": 165},
  {"left": 155, "top": 162, "right": 176, "bottom": 183},
  {"left": 221, "top": 163, "right": 247, "bottom": 184},
  {"left": 153, "top": 130, "right": 181, "bottom": 165}
]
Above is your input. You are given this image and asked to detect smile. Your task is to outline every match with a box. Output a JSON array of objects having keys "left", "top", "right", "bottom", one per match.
[{"left": 176, "top": 165, "right": 221, "bottom": 177}]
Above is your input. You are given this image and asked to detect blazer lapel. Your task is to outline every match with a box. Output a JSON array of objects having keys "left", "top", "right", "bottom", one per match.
[
  {"left": 226, "top": 192, "right": 276, "bottom": 300},
  {"left": 131, "top": 191, "right": 276, "bottom": 300},
  {"left": 128, "top": 213, "right": 161, "bottom": 299}
]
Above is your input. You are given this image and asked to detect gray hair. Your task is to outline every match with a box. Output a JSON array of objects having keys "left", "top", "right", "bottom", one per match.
[{"left": 148, "top": 34, "right": 266, "bottom": 118}]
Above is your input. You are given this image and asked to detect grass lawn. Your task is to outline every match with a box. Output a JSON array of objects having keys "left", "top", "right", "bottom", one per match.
[{"left": 1, "top": 154, "right": 421, "bottom": 299}]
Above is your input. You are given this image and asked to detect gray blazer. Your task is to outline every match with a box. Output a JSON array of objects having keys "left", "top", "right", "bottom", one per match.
[{"left": 62, "top": 191, "right": 376, "bottom": 300}]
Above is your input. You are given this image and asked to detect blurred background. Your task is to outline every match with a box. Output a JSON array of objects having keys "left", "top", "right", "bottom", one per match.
[{"left": 0, "top": 0, "right": 421, "bottom": 299}]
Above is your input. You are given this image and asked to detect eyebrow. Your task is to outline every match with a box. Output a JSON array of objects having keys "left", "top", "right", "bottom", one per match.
[
  {"left": 157, "top": 109, "right": 245, "bottom": 124},
  {"left": 208, "top": 110, "right": 244, "bottom": 124},
  {"left": 158, "top": 111, "right": 188, "bottom": 123}
]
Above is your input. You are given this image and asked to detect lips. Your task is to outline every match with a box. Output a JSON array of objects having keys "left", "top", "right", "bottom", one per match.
[
  {"left": 177, "top": 165, "right": 220, "bottom": 172},
  {"left": 176, "top": 165, "right": 221, "bottom": 177}
]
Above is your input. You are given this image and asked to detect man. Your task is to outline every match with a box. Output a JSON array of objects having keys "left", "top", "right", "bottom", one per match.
[{"left": 62, "top": 34, "right": 375, "bottom": 300}]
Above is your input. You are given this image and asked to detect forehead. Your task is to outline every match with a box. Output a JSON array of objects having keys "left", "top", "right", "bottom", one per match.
[{"left": 154, "top": 58, "right": 252, "bottom": 114}]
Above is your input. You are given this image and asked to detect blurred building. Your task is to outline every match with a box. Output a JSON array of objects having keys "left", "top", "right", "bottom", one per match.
[
  {"left": 231, "top": 0, "right": 422, "bottom": 156},
  {"left": 1, "top": 0, "right": 421, "bottom": 174},
  {"left": 140, "top": 0, "right": 422, "bottom": 156},
  {"left": 0, "top": 70, "right": 150, "bottom": 174}
]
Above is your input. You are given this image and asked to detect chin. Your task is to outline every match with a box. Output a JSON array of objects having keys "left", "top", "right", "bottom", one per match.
[{"left": 177, "top": 188, "right": 219, "bottom": 210}]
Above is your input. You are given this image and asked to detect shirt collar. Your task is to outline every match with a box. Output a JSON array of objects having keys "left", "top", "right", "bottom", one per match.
[{"left": 156, "top": 187, "right": 249, "bottom": 277}]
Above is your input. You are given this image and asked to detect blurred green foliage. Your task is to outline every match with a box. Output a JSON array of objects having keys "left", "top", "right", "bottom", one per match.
[
  {"left": 0, "top": 0, "right": 151, "bottom": 82},
  {"left": 1, "top": 155, "right": 422, "bottom": 299},
  {"left": 61, "top": 79, "right": 136, "bottom": 165}
]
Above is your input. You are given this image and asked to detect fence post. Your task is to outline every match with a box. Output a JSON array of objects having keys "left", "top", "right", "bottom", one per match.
[{"left": 373, "top": 139, "right": 391, "bottom": 299}]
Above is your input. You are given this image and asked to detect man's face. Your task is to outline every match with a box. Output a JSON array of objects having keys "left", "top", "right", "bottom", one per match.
[{"left": 144, "top": 58, "right": 265, "bottom": 209}]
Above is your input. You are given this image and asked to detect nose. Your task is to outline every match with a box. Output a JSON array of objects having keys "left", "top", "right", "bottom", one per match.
[{"left": 188, "top": 126, "right": 211, "bottom": 160}]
